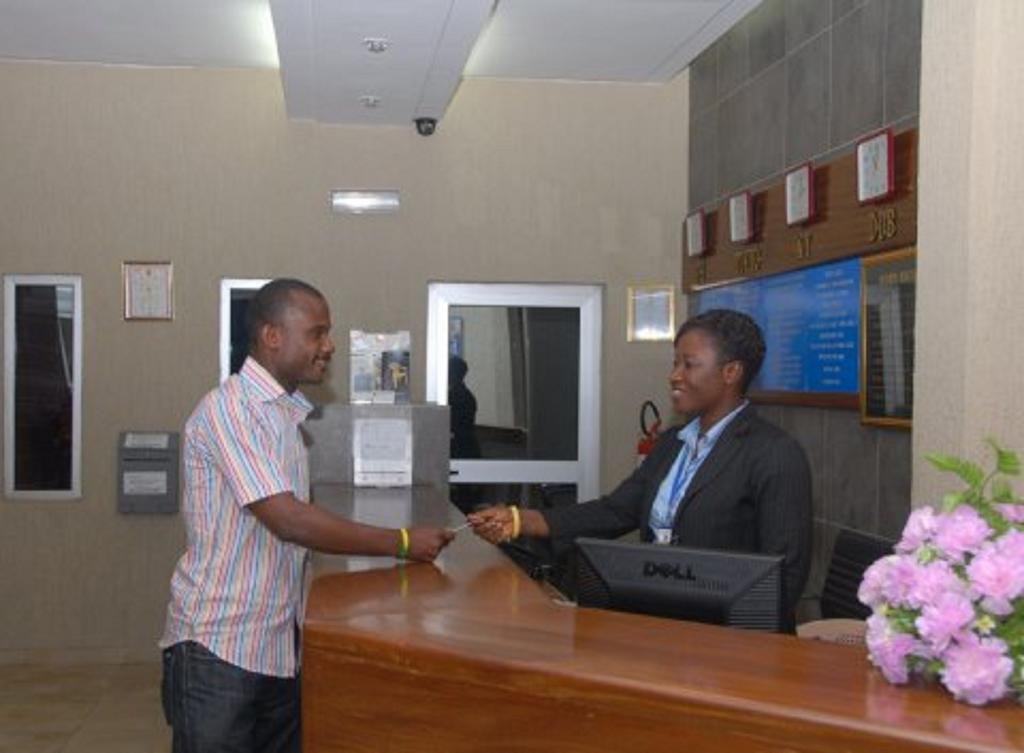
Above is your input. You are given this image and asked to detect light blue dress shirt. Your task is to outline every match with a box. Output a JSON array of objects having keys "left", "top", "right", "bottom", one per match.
[{"left": 648, "top": 400, "right": 749, "bottom": 542}]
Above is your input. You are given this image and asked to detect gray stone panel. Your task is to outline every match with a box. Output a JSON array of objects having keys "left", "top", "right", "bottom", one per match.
[
  {"left": 689, "top": 110, "right": 718, "bottom": 209},
  {"left": 717, "top": 88, "right": 751, "bottom": 194},
  {"left": 747, "top": 62, "right": 787, "bottom": 186},
  {"left": 830, "top": 0, "right": 885, "bottom": 147},
  {"left": 807, "top": 518, "right": 839, "bottom": 602},
  {"left": 786, "top": 30, "right": 830, "bottom": 167},
  {"left": 832, "top": 0, "right": 870, "bottom": 23},
  {"left": 717, "top": 21, "right": 749, "bottom": 98},
  {"left": 748, "top": 0, "right": 786, "bottom": 77},
  {"left": 689, "top": 48, "right": 718, "bottom": 120},
  {"left": 786, "top": 0, "right": 829, "bottom": 52},
  {"left": 780, "top": 406, "right": 827, "bottom": 518},
  {"left": 884, "top": 0, "right": 922, "bottom": 122},
  {"left": 825, "top": 409, "right": 879, "bottom": 531},
  {"left": 877, "top": 428, "right": 912, "bottom": 539}
]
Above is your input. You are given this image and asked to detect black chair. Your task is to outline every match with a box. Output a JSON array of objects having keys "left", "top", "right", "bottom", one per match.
[
  {"left": 821, "top": 527, "right": 896, "bottom": 619},
  {"left": 798, "top": 527, "right": 895, "bottom": 644}
]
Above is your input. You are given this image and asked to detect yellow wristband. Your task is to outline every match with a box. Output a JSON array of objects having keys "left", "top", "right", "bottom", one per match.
[
  {"left": 398, "top": 527, "right": 410, "bottom": 559},
  {"left": 510, "top": 505, "right": 521, "bottom": 539}
]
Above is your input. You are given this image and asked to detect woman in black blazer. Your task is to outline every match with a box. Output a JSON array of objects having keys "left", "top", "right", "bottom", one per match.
[{"left": 469, "top": 309, "right": 812, "bottom": 628}]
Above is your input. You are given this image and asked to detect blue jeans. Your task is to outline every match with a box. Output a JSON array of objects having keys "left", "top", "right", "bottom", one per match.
[{"left": 161, "top": 641, "right": 300, "bottom": 753}]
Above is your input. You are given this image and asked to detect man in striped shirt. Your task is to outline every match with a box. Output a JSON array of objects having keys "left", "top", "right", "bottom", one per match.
[{"left": 160, "top": 279, "right": 453, "bottom": 753}]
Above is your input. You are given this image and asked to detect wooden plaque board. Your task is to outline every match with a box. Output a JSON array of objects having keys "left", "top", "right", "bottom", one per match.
[{"left": 683, "top": 130, "right": 918, "bottom": 292}]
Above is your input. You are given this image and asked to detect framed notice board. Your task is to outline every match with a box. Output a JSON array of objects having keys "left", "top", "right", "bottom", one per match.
[
  {"left": 694, "top": 257, "right": 861, "bottom": 407},
  {"left": 861, "top": 248, "right": 916, "bottom": 428}
]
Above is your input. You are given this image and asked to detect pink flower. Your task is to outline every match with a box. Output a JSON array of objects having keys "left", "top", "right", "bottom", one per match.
[
  {"left": 897, "top": 506, "right": 939, "bottom": 553},
  {"left": 940, "top": 636, "right": 1013, "bottom": 705},
  {"left": 907, "top": 560, "right": 969, "bottom": 608},
  {"left": 883, "top": 555, "right": 922, "bottom": 607},
  {"left": 859, "top": 556, "right": 894, "bottom": 608},
  {"left": 933, "top": 507, "right": 992, "bottom": 562},
  {"left": 996, "top": 503, "right": 1024, "bottom": 524},
  {"left": 916, "top": 592, "right": 976, "bottom": 653},
  {"left": 995, "top": 529, "right": 1024, "bottom": 560},
  {"left": 967, "top": 535, "right": 1024, "bottom": 615},
  {"left": 866, "top": 613, "right": 918, "bottom": 684}
]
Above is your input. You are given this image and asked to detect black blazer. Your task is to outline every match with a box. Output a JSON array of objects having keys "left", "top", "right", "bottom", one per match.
[{"left": 541, "top": 404, "right": 812, "bottom": 626}]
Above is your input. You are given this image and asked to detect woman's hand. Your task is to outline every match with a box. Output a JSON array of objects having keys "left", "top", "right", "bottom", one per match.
[
  {"left": 467, "top": 505, "right": 514, "bottom": 544},
  {"left": 468, "top": 505, "right": 550, "bottom": 543}
]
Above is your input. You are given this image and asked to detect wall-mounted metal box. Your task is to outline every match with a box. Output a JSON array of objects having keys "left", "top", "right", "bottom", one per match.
[{"left": 118, "top": 431, "right": 179, "bottom": 513}]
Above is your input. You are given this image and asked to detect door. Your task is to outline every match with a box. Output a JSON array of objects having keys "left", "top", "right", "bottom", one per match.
[{"left": 426, "top": 283, "right": 602, "bottom": 503}]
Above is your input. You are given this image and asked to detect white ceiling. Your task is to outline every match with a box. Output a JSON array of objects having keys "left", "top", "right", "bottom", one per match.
[{"left": 0, "top": 0, "right": 761, "bottom": 127}]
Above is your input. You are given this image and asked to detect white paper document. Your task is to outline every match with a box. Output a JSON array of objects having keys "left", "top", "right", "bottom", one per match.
[{"left": 352, "top": 418, "right": 412, "bottom": 487}]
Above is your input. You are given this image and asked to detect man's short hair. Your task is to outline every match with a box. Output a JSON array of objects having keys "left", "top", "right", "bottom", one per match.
[
  {"left": 675, "top": 309, "right": 766, "bottom": 394},
  {"left": 247, "top": 278, "right": 325, "bottom": 348}
]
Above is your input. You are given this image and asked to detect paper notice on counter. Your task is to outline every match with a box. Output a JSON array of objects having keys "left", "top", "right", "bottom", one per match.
[{"left": 353, "top": 418, "right": 412, "bottom": 487}]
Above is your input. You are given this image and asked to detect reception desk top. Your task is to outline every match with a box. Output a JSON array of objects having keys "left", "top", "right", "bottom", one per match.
[{"left": 303, "top": 485, "right": 1023, "bottom": 753}]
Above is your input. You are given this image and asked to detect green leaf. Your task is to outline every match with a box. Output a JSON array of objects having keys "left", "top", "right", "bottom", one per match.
[
  {"left": 942, "top": 491, "right": 966, "bottom": 512},
  {"left": 986, "top": 437, "right": 1021, "bottom": 476},
  {"left": 992, "top": 478, "right": 1018, "bottom": 503},
  {"left": 978, "top": 506, "right": 1011, "bottom": 536},
  {"left": 925, "top": 453, "right": 986, "bottom": 488}
]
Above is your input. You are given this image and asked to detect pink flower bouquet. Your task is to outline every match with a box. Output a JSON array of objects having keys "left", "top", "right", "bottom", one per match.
[{"left": 859, "top": 440, "right": 1024, "bottom": 705}]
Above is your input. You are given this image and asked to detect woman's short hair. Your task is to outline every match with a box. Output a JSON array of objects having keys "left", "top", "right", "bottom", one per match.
[
  {"left": 676, "top": 309, "right": 766, "bottom": 393},
  {"left": 247, "top": 278, "right": 325, "bottom": 347}
]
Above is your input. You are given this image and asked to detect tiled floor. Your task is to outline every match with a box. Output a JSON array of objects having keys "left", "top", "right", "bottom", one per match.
[{"left": 0, "top": 663, "right": 169, "bottom": 753}]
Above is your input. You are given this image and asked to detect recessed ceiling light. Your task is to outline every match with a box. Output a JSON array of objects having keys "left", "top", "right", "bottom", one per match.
[
  {"left": 330, "top": 190, "right": 400, "bottom": 215},
  {"left": 363, "top": 37, "right": 390, "bottom": 54}
]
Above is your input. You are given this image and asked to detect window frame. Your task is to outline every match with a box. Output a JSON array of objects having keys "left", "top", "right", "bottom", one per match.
[{"left": 3, "top": 274, "right": 84, "bottom": 499}]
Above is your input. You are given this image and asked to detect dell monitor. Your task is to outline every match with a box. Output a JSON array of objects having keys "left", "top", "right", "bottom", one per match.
[{"left": 572, "top": 538, "right": 784, "bottom": 632}]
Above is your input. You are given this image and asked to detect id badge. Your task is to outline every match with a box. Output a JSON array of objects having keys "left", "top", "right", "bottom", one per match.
[{"left": 653, "top": 528, "right": 673, "bottom": 545}]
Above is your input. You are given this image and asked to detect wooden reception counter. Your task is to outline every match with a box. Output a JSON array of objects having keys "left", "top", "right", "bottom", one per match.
[{"left": 304, "top": 485, "right": 1023, "bottom": 753}]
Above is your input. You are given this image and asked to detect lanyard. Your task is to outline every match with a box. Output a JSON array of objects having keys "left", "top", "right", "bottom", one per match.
[{"left": 668, "top": 435, "right": 703, "bottom": 505}]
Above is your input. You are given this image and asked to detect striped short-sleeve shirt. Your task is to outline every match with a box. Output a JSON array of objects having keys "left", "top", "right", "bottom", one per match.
[{"left": 159, "top": 357, "right": 312, "bottom": 677}]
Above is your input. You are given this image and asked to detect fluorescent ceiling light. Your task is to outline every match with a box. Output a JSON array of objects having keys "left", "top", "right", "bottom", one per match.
[{"left": 330, "top": 190, "right": 400, "bottom": 214}]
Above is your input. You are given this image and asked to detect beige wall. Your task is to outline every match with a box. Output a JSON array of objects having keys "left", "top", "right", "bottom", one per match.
[
  {"left": 913, "top": 0, "right": 1024, "bottom": 505},
  {"left": 0, "top": 62, "right": 688, "bottom": 657}
]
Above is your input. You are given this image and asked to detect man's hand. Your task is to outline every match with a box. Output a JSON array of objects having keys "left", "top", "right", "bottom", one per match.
[{"left": 407, "top": 526, "right": 455, "bottom": 562}]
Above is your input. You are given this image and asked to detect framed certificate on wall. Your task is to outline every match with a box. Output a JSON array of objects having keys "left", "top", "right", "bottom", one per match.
[
  {"left": 729, "top": 191, "right": 753, "bottom": 244},
  {"left": 785, "top": 164, "right": 814, "bottom": 226},
  {"left": 685, "top": 210, "right": 707, "bottom": 257},
  {"left": 123, "top": 261, "right": 173, "bottom": 320},
  {"left": 627, "top": 285, "right": 675, "bottom": 342},
  {"left": 857, "top": 129, "right": 896, "bottom": 203}
]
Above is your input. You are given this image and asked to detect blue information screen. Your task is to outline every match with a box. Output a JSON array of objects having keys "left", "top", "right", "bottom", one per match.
[{"left": 694, "top": 257, "right": 861, "bottom": 393}]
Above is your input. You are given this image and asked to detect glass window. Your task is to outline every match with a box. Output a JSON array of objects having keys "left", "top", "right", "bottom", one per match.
[
  {"left": 4, "top": 275, "right": 83, "bottom": 498},
  {"left": 448, "top": 305, "right": 579, "bottom": 462}
]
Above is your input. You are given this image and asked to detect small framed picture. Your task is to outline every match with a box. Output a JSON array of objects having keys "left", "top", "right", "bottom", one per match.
[
  {"left": 627, "top": 285, "right": 675, "bottom": 342},
  {"left": 785, "top": 164, "right": 814, "bottom": 226},
  {"left": 685, "top": 210, "right": 707, "bottom": 257},
  {"left": 123, "top": 261, "right": 173, "bottom": 320},
  {"left": 729, "top": 192, "right": 753, "bottom": 244},
  {"left": 857, "top": 129, "right": 895, "bottom": 203}
]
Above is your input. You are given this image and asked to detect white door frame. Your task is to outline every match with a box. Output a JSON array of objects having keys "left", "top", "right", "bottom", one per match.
[
  {"left": 426, "top": 283, "right": 602, "bottom": 502},
  {"left": 219, "top": 278, "right": 270, "bottom": 383}
]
